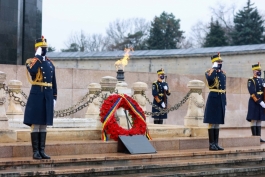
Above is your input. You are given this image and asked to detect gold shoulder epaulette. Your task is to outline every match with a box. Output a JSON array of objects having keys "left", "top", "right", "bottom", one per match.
[
  {"left": 26, "top": 57, "right": 41, "bottom": 69},
  {"left": 206, "top": 68, "right": 214, "bottom": 76}
]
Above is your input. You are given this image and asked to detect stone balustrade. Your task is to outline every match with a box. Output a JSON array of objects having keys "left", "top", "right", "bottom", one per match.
[{"left": 0, "top": 70, "right": 207, "bottom": 131}]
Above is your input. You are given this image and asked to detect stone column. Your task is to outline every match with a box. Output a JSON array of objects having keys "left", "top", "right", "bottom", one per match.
[
  {"left": 6, "top": 80, "right": 24, "bottom": 119},
  {"left": 132, "top": 82, "right": 149, "bottom": 123},
  {"left": 184, "top": 80, "right": 206, "bottom": 127},
  {"left": 0, "top": 72, "right": 8, "bottom": 129},
  {"left": 99, "top": 76, "right": 117, "bottom": 127},
  {"left": 85, "top": 83, "right": 101, "bottom": 128},
  {"left": 115, "top": 81, "right": 132, "bottom": 128}
]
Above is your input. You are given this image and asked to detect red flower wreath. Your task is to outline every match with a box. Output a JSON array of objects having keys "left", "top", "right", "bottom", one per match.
[{"left": 100, "top": 94, "right": 151, "bottom": 141}]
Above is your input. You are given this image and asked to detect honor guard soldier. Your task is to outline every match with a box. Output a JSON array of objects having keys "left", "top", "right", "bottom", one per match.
[
  {"left": 24, "top": 36, "right": 57, "bottom": 159},
  {"left": 152, "top": 69, "right": 170, "bottom": 124},
  {"left": 204, "top": 53, "right": 226, "bottom": 151},
  {"left": 246, "top": 63, "right": 265, "bottom": 142}
]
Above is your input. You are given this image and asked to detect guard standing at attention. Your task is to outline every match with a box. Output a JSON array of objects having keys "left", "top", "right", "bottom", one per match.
[
  {"left": 24, "top": 36, "right": 57, "bottom": 159},
  {"left": 246, "top": 63, "right": 265, "bottom": 142},
  {"left": 152, "top": 68, "right": 170, "bottom": 124},
  {"left": 204, "top": 53, "right": 226, "bottom": 151}
]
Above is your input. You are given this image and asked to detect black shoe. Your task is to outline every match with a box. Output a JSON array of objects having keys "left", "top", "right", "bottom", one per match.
[
  {"left": 39, "top": 132, "right": 51, "bottom": 159},
  {"left": 31, "top": 132, "right": 42, "bottom": 160},
  {"left": 214, "top": 129, "right": 224, "bottom": 150}
]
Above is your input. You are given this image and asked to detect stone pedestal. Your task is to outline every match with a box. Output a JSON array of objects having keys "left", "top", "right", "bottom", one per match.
[
  {"left": 184, "top": 80, "right": 206, "bottom": 127},
  {"left": 0, "top": 71, "right": 8, "bottom": 129},
  {"left": 85, "top": 83, "right": 101, "bottom": 128},
  {"left": 115, "top": 81, "right": 131, "bottom": 128},
  {"left": 6, "top": 80, "right": 24, "bottom": 120},
  {"left": 99, "top": 76, "right": 117, "bottom": 127},
  {"left": 132, "top": 82, "right": 149, "bottom": 123}
]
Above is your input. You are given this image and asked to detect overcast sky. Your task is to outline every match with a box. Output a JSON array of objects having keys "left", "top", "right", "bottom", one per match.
[{"left": 42, "top": 0, "right": 265, "bottom": 51}]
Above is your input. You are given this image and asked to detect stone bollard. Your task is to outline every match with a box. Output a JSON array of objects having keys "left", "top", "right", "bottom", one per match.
[
  {"left": 132, "top": 82, "right": 149, "bottom": 124},
  {"left": 6, "top": 80, "right": 24, "bottom": 119},
  {"left": 116, "top": 81, "right": 131, "bottom": 128},
  {"left": 100, "top": 76, "right": 117, "bottom": 97},
  {"left": 0, "top": 71, "right": 8, "bottom": 129},
  {"left": 184, "top": 80, "right": 206, "bottom": 127},
  {"left": 85, "top": 83, "right": 101, "bottom": 128}
]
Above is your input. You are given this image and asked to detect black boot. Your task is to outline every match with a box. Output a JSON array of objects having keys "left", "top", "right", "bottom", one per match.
[
  {"left": 256, "top": 126, "right": 265, "bottom": 142},
  {"left": 208, "top": 129, "right": 218, "bottom": 151},
  {"left": 158, "top": 119, "right": 163, "bottom": 124},
  {"left": 251, "top": 126, "right": 257, "bottom": 136},
  {"left": 31, "top": 132, "right": 42, "bottom": 159},
  {"left": 214, "top": 129, "right": 224, "bottom": 150},
  {"left": 39, "top": 132, "right": 51, "bottom": 159},
  {"left": 154, "top": 120, "right": 159, "bottom": 124}
]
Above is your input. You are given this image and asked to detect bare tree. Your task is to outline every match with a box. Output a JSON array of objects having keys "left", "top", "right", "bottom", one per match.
[
  {"left": 106, "top": 18, "right": 150, "bottom": 50},
  {"left": 64, "top": 30, "right": 87, "bottom": 52},
  {"left": 86, "top": 34, "right": 111, "bottom": 52},
  {"left": 190, "top": 2, "right": 236, "bottom": 48},
  {"left": 190, "top": 21, "right": 208, "bottom": 48}
]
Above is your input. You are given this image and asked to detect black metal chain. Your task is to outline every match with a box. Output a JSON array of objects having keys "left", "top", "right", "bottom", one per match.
[{"left": 140, "top": 89, "right": 202, "bottom": 116}]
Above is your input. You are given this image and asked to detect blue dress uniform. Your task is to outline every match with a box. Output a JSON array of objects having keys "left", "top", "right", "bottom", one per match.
[
  {"left": 24, "top": 36, "right": 57, "bottom": 160},
  {"left": 24, "top": 55, "right": 57, "bottom": 126},
  {"left": 152, "top": 69, "right": 170, "bottom": 124},
  {"left": 246, "top": 76, "right": 265, "bottom": 122},
  {"left": 204, "top": 68, "right": 226, "bottom": 124},
  {"left": 246, "top": 63, "right": 265, "bottom": 142},
  {"left": 204, "top": 53, "right": 226, "bottom": 151}
]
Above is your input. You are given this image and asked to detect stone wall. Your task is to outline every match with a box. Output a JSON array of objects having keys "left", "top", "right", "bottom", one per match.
[
  {"left": 0, "top": 65, "right": 252, "bottom": 127},
  {"left": 48, "top": 52, "right": 265, "bottom": 78},
  {"left": 0, "top": 64, "right": 254, "bottom": 128}
]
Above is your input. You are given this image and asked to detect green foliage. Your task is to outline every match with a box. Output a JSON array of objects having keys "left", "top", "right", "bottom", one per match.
[
  {"left": 231, "top": 0, "right": 265, "bottom": 45},
  {"left": 203, "top": 20, "right": 228, "bottom": 47},
  {"left": 61, "top": 43, "right": 79, "bottom": 52},
  {"left": 147, "top": 11, "right": 184, "bottom": 49},
  {"left": 109, "top": 31, "right": 148, "bottom": 50},
  {"left": 47, "top": 46, "right": 56, "bottom": 52}
]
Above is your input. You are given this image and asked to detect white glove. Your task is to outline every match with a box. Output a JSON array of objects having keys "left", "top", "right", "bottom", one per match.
[
  {"left": 263, "top": 83, "right": 265, "bottom": 87},
  {"left": 212, "top": 62, "right": 218, "bottom": 68},
  {"left": 163, "top": 85, "right": 168, "bottom": 90},
  {"left": 260, "top": 101, "right": 265, "bottom": 108},
  {"left": 53, "top": 99, "right": 56, "bottom": 108},
  {"left": 35, "top": 47, "right": 42, "bottom": 56},
  {"left": 161, "top": 102, "right": 166, "bottom": 108}
]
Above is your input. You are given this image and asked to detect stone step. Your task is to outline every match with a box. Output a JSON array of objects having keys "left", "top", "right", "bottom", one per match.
[
  {"left": 14, "top": 126, "right": 208, "bottom": 143},
  {"left": 0, "top": 146, "right": 265, "bottom": 176},
  {"left": 0, "top": 136, "right": 260, "bottom": 158}
]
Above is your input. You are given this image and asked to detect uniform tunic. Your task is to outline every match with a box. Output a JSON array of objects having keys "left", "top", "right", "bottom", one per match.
[
  {"left": 246, "top": 77, "right": 265, "bottom": 122},
  {"left": 152, "top": 80, "right": 170, "bottom": 119},
  {"left": 23, "top": 55, "right": 57, "bottom": 126},
  {"left": 204, "top": 69, "right": 226, "bottom": 124}
]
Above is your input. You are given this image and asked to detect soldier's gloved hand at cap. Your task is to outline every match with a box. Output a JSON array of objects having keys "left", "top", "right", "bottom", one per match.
[
  {"left": 161, "top": 102, "right": 166, "bottom": 108},
  {"left": 163, "top": 85, "right": 168, "bottom": 90},
  {"left": 35, "top": 47, "right": 42, "bottom": 56},
  {"left": 260, "top": 101, "right": 265, "bottom": 108},
  {"left": 53, "top": 99, "right": 56, "bottom": 108},
  {"left": 212, "top": 62, "right": 218, "bottom": 69}
]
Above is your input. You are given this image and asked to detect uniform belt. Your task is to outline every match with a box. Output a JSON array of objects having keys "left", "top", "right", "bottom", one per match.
[
  {"left": 158, "top": 93, "right": 164, "bottom": 96},
  {"left": 32, "top": 82, "right": 52, "bottom": 87},
  {"left": 209, "top": 89, "right": 226, "bottom": 93},
  {"left": 257, "top": 91, "right": 263, "bottom": 95}
]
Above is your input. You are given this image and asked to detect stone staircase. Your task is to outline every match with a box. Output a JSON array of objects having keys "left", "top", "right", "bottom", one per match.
[{"left": 0, "top": 135, "right": 265, "bottom": 176}]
